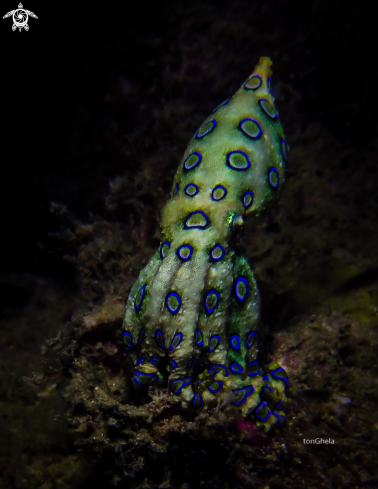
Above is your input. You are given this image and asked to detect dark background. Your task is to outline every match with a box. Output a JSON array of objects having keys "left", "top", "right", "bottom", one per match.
[{"left": 2, "top": 0, "right": 377, "bottom": 282}]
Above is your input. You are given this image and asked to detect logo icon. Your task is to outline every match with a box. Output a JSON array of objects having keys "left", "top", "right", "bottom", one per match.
[{"left": 3, "top": 3, "right": 38, "bottom": 31}]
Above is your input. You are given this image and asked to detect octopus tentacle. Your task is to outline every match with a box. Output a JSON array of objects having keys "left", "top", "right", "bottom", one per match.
[{"left": 123, "top": 57, "right": 289, "bottom": 431}]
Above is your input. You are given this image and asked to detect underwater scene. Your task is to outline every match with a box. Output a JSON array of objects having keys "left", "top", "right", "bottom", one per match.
[{"left": 1, "top": 1, "right": 378, "bottom": 488}]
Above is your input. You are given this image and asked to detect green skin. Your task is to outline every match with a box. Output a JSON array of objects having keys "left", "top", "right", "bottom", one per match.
[{"left": 123, "top": 57, "right": 289, "bottom": 430}]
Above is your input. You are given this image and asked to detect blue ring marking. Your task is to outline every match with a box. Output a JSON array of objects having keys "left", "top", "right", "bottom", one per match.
[
  {"left": 209, "top": 364, "right": 229, "bottom": 377},
  {"left": 122, "top": 331, "right": 134, "bottom": 349},
  {"left": 184, "top": 183, "right": 199, "bottom": 197},
  {"left": 192, "top": 393, "right": 204, "bottom": 407},
  {"left": 170, "top": 332, "right": 183, "bottom": 350},
  {"left": 210, "top": 244, "right": 226, "bottom": 261},
  {"left": 187, "top": 358, "right": 197, "bottom": 368},
  {"left": 230, "top": 334, "right": 240, "bottom": 349},
  {"left": 160, "top": 241, "right": 171, "bottom": 260},
  {"left": 276, "top": 400, "right": 284, "bottom": 409},
  {"left": 150, "top": 356, "right": 161, "bottom": 367},
  {"left": 244, "top": 74, "right": 262, "bottom": 90},
  {"left": 173, "top": 183, "right": 179, "bottom": 196},
  {"left": 233, "top": 386, "right": 255, "bottom": 405},
  {"left": 166, "top": 292, "right": 182, "bottom": 314},
  {"left": 281, "top": 138, "right": 288, "bottom": 161},
  {"left": 208, "top": 380, "right": 223, "bottom": 394},
  {"left": 254, "top": 402, "right": 272, "bottom": 422},
  {"left": 230, "top": 362, "right": 243, "bottom": 374},
  {"left": 211, "top": 184, "right": 228, "bottom": 201},
  {"left": 226, "top": 150, "right": 251, "bottom": 171},
  {"left": 262, "top": 386, "right": 273, "bottom": 396},
  {"left": 155, "top": 330, "right": 165, "bottom": 350},
  {"left": 196, "top": 119, "right": 216, "bottom": 139},
  {"left": 195, "top": 329, "right": 204, "bottom": 347},
  {"left": 235, "top": 277, "right": 249, "bottom": 302},
  {"left": 205, "top": 290, "right": 220, "bottom": 314},
  {"left": 246, "top": 361, "right": 261, "bottom": 377},
  {"left": 259, "top": 98, "right": 278, "bottom": 119},
  {"left": 133, "top": 371, "right": 158, "bottom": 386},
  {"left": 246, "top": 332, "right": 257, "bottom": 349},
  {"left": 184, "top": 151, "right": 202, "bottom": 171},
  {"left": 239, "top": 118, "right": 263, "bottom": 139},
  {"left": 137, "top": 328, "right": 145, "bottom": 345},
  {"left": 135, "top": 284, "right": 146, "bottom": 311},
  {"left": 263, "top": 374, "right": 270, "bottom": 384},
  {"left": 184, "top": 210, "right": 209, "bottom": 229},
  {"left": 170, "top": 377, "right": 192, "bottom": 395},
  {"left": 136, "top": 356, "right": 145, "bottom": 366},
  {"left": 212, "top": 96, "right": 231, "bottom": 113},
  {"left": 270, "top": 367, "right": 290, "bottom": 387},
  {"left": 269, "top": 167, "right": 280, "bottom": 188},
  {"left": 209, "top": 334, "right": 221, "bottom": 353},
  {"left": 170, "top": 359, "right": 178, "bottom": 369},
  {"left": 242, "top": 190, "right": 254, "bottom": 209},
  {"left": 177, "top": 244, "right": 194, "bottom": 261},
  {"left": 273, "top": 412, "right": 286, "bottom": 427}
]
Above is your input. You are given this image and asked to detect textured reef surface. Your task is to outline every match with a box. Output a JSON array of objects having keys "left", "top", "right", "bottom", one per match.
[{"left": 123, "top": 57, "right": 289, "bottom": 429}]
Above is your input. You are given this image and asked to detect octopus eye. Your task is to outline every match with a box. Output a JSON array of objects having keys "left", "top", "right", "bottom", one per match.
[
  {"left": 230, "top": 334, "right": 240, "bottom": 349},
  {"left": 166, "top": 292, "right": 181, "bottom": 314},
  {"left": 196, "top": 119, "right": 216, "bottom": 138},
  {"left": 170, "top": 332, "right": 183, "bottom": 350},
  {"left": 235, "top": 277, "right": 249, "bottom": 302},
  {"left": 209, "top": 335, "right": 221, "bottom": 352},
  {"left": 254, "top": 401, "right": 271, "bottom": 422},
  {"left": 226, "top": 150, "right": 251, "bottom": 171},
  {"left": 185, "top": 183, "right": 199, "bottom": 197},
  {"left": 135, "top": 284, "right": 146, "bottom": 311},
  {"left": 205, "top": 290, "right": 220, "bottom": 314},
  {"left": 160, "top": 241, "right": 171, "bottom": 260},
  {"left": 244, "top": 75, "right": 262, "bottom": 90},
  {"left": 233, "top": 386, "right": 254, "bottom": 405},
  {"left": 184, "top": 151, "right": 202, "bottom": 171},
  {"left": 246, "top": 331, "right": 256, "bottom": 349},
  {"left": 230, "top": 362, "right": 243, "bottom": 374},
  {"left": 177, "top": 244, "right": 193, "bottom": 261},
  {"left": 239, "top": 118, "right": 262, "bottom": 139},
  {"left": 210, "top": 244, "right": 225, "bottom": 261},
  {"left": 155, "top": 330, "right": 165, "bottom": 350},
  {"left": 259, "top": 98, "right": 278, "bottom": 119},
  {"left": 122, "top": 331, "right": 134, "bottom": 349},
  {"left": 191, "top": 393, "right": 204, "bottom": 407},
  {"left": 208, "top": 380, "right": 223, "bottom": 394},
  {"left": 195, "top": 329, "right": 204, "bottom": 347},
  {"left": 184, "top": 210, "right": 209, "bottom": 229},
  {"left": 268, "top": 167, "right": 280, "bottom": 188},
  {"left": 281, "top": 138, "right": 289, "bottom": 162},
  {"left": 242, "top": 190, "right": 254, "bottom": 209},
  {"left": 211, "top": 185, "right": 228, "bottom": 201},
  {"left": 269, "top": 367, "right": 290, "bottom": 387}
]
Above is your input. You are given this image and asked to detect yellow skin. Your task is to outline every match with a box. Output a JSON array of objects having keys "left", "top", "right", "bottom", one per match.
[{"left": 123, "top": 57, "right": 289, "bottom": 430}]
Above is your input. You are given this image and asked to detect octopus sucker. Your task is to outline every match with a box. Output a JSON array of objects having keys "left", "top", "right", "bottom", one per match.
[{"left": 123, "top": 57, "right": 289, "bottom": 430}]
